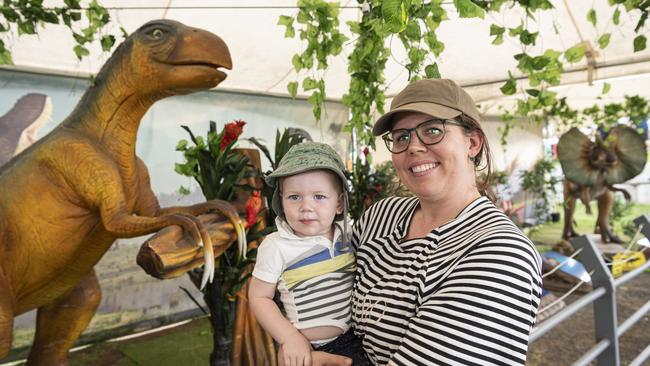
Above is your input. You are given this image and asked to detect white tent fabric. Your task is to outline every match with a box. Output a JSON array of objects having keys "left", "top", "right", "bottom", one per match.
[{"left": 3, "top": 0, "right": 649, "bottom": 108}]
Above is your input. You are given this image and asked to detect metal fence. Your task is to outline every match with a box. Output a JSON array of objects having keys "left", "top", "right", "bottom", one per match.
[{"left": 529, "top": 215, "right": 650, "bottom": 366}]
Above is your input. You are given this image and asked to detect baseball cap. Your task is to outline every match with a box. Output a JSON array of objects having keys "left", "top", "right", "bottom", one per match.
[{"left": 373, "top": 78, "right": 480, "bottom": 136}]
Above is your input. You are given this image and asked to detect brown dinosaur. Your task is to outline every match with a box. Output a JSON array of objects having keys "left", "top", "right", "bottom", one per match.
[
  {"left": 558, "top": 126, "right": 647, "bottom": 243},
  {"left": 0, "top": 93, "right": 51, "bottom": 167},
  {"left": 0, "top": 20, "right": 241, "bottom": 365}
]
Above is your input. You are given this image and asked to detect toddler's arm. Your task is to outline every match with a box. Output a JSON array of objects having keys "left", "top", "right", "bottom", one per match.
[{"left": 249, "top": 276, "right": 313, "bottom": 366}]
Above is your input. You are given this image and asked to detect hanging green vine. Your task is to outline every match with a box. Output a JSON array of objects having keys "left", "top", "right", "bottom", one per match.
[
  {"left": 281, "top": 0, "right": 650, "bottom": 150},
  {"left": 0, "top": 0, "right": 114, "bottom": 64},
  {"left": 278, "top": 0, "right": 348, "bottom": 121}
]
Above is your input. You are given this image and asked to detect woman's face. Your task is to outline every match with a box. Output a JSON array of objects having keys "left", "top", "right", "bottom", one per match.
[{"left": 390, "top": 112, "right": 483, "bottom": 202}]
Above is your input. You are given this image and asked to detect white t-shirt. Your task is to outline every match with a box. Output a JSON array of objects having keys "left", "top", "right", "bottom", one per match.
[{"left": 253, "top": 218, "right": 355, "bottom": 336}]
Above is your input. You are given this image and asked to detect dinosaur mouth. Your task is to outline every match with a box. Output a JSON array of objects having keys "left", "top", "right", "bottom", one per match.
[{"left": 171, "top": 61, "right": 230, "bottom": 79}]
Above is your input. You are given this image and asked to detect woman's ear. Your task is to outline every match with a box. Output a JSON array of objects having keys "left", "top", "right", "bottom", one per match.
[{"left": 468, "top": 130, "right": 483, "bottom": 159}]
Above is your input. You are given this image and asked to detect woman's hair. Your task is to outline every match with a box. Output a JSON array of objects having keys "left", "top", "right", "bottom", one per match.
[{"left": 458, "top": 113, "right": 494, "bottom": 201}]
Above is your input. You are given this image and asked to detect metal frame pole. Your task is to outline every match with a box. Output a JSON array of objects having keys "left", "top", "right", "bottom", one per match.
[{"left": 571, "top": 235, "right": 620, "bottom": 366}]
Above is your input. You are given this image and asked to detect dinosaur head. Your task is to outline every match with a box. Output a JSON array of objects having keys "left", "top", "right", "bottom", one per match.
[
  {"left": 116, "top": 19, "right": 232, "bottom": 95},
  {"left": 558, "top": 126, "right": 647, "bottom": 186},
  {"left": 589, "top": 136, "right": 617, "bottom": 171}
]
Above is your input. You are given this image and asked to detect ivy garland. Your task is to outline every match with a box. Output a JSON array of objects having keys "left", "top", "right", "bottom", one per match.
[
  {"left": 279, "top": 0, "right": 650, "bottom": 149},
  {"left": 0, "top": 0, "right": 113, "bottom": 64}
]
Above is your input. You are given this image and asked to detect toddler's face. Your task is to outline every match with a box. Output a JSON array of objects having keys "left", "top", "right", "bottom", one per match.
[{"left": 280, "top": 170, "right": 343, "bottom": 241}]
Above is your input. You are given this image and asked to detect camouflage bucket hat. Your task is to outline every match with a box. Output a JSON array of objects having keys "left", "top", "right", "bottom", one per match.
[{"left": 265, "top": 142, "right": 349, "bottom": 221}]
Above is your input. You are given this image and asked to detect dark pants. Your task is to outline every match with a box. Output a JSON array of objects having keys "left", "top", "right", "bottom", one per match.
[{"left": 314, "top": 329, "right": 372, "bottom": 365}]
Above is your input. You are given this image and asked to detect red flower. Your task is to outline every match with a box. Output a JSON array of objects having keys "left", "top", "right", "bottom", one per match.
[
  {"left": 363, "top": 147, "right": 369, "bottom": 157},
  {"left": 220, "top": 120, "right": 246, "bottom": 150},
  {"left": 245, "top": 191, "right": 263, "bottom": 228}
]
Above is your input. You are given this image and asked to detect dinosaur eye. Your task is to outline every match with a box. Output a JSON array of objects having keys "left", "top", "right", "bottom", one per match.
[{"left": 150, "top": 28, "right": 164, "bottom": 39}]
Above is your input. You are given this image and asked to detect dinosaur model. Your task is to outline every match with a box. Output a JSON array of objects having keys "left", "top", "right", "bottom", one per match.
[
  {"left": 557, "top": 126, "right": 647, "bottom": 243},
  {"left": 0, "top": 93, "right": 51, "bottom": 167},
  {"left": 0, "top": 20, "right": 244, "bottom": 365}
]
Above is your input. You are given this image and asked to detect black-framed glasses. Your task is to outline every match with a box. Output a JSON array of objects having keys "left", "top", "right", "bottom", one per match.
[{"left": 382, "top": 118, "right": 466, "bottom": 154}]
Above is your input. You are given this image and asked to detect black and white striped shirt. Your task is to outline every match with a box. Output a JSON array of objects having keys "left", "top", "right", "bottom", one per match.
[{"left": 351, "top": 196, "right": 542, "bottom": 366}]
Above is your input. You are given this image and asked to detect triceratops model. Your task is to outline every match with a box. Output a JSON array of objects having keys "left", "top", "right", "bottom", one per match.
[
  {"left": 557, "top": 125, "right": 647, "bottom": 243},
  {"left": 0, "top": 20, "right": 244, "bottom": 365}
]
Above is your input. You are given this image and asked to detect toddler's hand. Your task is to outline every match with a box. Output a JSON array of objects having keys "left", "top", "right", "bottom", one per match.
[{"left": 281, "top": 332, "right": 313, "bottom": 366}]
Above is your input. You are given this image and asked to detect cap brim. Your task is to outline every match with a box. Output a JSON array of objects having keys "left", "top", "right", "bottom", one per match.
[{"left": 372, "top": 102, "right": 462, "bottom": 136}]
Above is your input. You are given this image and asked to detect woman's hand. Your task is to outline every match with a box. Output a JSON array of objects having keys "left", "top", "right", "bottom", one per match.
[
  {"left": 281, "top": 332, "right": 313, "bottom": 366},
  {"left": 278, "top": 346, "right": 352, "bottom": 366}
]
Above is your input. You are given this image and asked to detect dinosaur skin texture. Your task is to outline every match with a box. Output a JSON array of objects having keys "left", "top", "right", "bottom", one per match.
[{"left": 0, "top": 20, "right": 234, "bottom": 365}]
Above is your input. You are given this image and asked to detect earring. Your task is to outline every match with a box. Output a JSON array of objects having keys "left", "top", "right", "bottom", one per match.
[{"left": 468, "top": 155, "right": 476, "bottom": 162}]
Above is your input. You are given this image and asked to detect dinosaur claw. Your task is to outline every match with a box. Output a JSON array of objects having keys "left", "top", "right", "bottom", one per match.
[
  {"left": 236, "top": 219, "right": 247, "bottom": 261},
  {"left": 200, "top": 249, "right": 215, "bottom": 290}
]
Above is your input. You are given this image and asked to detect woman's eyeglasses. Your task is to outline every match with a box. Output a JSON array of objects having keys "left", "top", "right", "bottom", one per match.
[{"left": 382, "top": 118, "right": 466, "bottom": 154}]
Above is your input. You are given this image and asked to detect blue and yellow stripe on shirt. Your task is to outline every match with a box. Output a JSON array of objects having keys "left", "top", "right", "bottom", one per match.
[{"left": 282, "top": 241, "right": 355, "bottom": 289}]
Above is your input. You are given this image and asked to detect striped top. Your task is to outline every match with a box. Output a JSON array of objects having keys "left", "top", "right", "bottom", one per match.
[{"left": 351, "top": 196, "right": 542, "bottom": 365}]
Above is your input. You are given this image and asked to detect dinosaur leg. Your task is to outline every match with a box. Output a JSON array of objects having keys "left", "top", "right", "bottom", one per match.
[
  {"left": 562, "top": 184, "right": 578, "bottom": 239},
  {"left": 596, "top": 190, "right": 623, "bottom": 244},
  {"left": 27, "top": 270, "right": 101, "bottom": 366},
  {"left": 0, "top": 270, "right": 14, "bottom": 360}
]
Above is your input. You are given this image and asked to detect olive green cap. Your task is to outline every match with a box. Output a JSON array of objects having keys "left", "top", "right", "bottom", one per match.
[
  {"left": 373, "top": 78, "right": 480, "bottom": 136},
  {"left": 265, "top": 142, "right": 348, "bottom": 221}
]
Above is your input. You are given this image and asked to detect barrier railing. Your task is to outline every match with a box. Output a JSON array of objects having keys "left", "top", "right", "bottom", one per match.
[{"left": 529, "top": 215, "right": 650, "bottom": 366}]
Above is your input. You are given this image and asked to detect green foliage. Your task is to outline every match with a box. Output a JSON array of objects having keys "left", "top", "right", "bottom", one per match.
[
  {"left": 278, "top": 0, "right": 348, "bottom": 121},
  {"left": 520, "top": 157, "right": 560, "bottom": 222},
  {"left": 175, "top": 121, "right": 258, "bottom": 363},
  {"left": 175, "top": 122, "right": 254, "bottom": 202},
  {"left": 611, "top": 194, "right": 634, "bottom": 227},
  {"left": 587, "top": 8, "right": 597, "bottom": 27},
  {"left": 347, "top": 151, "right": 411, "bottom": 221},
  {"left": 281, "top": 0, "right": 649, "bottom": 149},
  {"left": 0, "top": 0, "right": 114, "bottom": 64},
  {"left": 564, "top": 43, "right": 586, "bottom": 63},
  {"left": 598, "top": 33, "right": 611, "bottom": 49},
  {"left": 634, "top": 35, "right": 647, "bottom": 52}
]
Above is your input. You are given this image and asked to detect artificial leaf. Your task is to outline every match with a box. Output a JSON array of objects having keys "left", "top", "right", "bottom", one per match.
[
  {"left": 613, "top": 8, "right": 621, "bottom": 25},
  {"left": 454, "top": 0, "right": 485, "bottom": 19},
  {"left": 100, "top": 35, "right": 115, "bottom": 51},
  {"left": 382, "top": 0, "right": 407, "bottom": 33},
  {"left": 634, "top": 35, "right": 646, "bottom": 52},
  {"left": 532, "top": 56, "right": 550, "bottom": 70},
  {"left": 73, "top": 45, "right": 89, "bottom": 60},
  {"left": 291, "top": 54, "right": 303, "bottom": 71},
  {"left": 564, "top": 44, "right": 586, "bottom": 63},
  {"left": 302, "top": 77, "right": 319, "bottom": 91},
  {"left": 526, "top": 89, "right": 540, "bottom": 97},
  {"left": 587, "top": 9, "right": 597, "bottom": 27},
  {"left": 500, "top": 71, "right": 517, "bottom": 95},
  {"left": 602, "top": 82, "right": 611, "bottom": 94},
  {"left": 287, "top": 81, "right": 298, "bottom": 99},
  {"left": 0, "top": 49, "right": 12, "bottom": 65},
  {"left": 490, "top": 24, "right": 505, "bottom": 45},
  {"left": 424, "top": 63, "right": 441, "bottom": 79},
  {"left": 598, "top": 33, "right": 611, "bottom": 49},
  {"left": 176, "top": 140, "right": 188, "bottom": 151}
]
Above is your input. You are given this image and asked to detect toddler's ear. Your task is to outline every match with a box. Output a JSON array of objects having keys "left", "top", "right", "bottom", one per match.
[{"left": 336, "top": 194, "right": 344, "bottom": 215}]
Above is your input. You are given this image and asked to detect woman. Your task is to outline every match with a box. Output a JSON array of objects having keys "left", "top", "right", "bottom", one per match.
[{"left": 285, "top": 78, "right": 542, "bottom": 366}]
